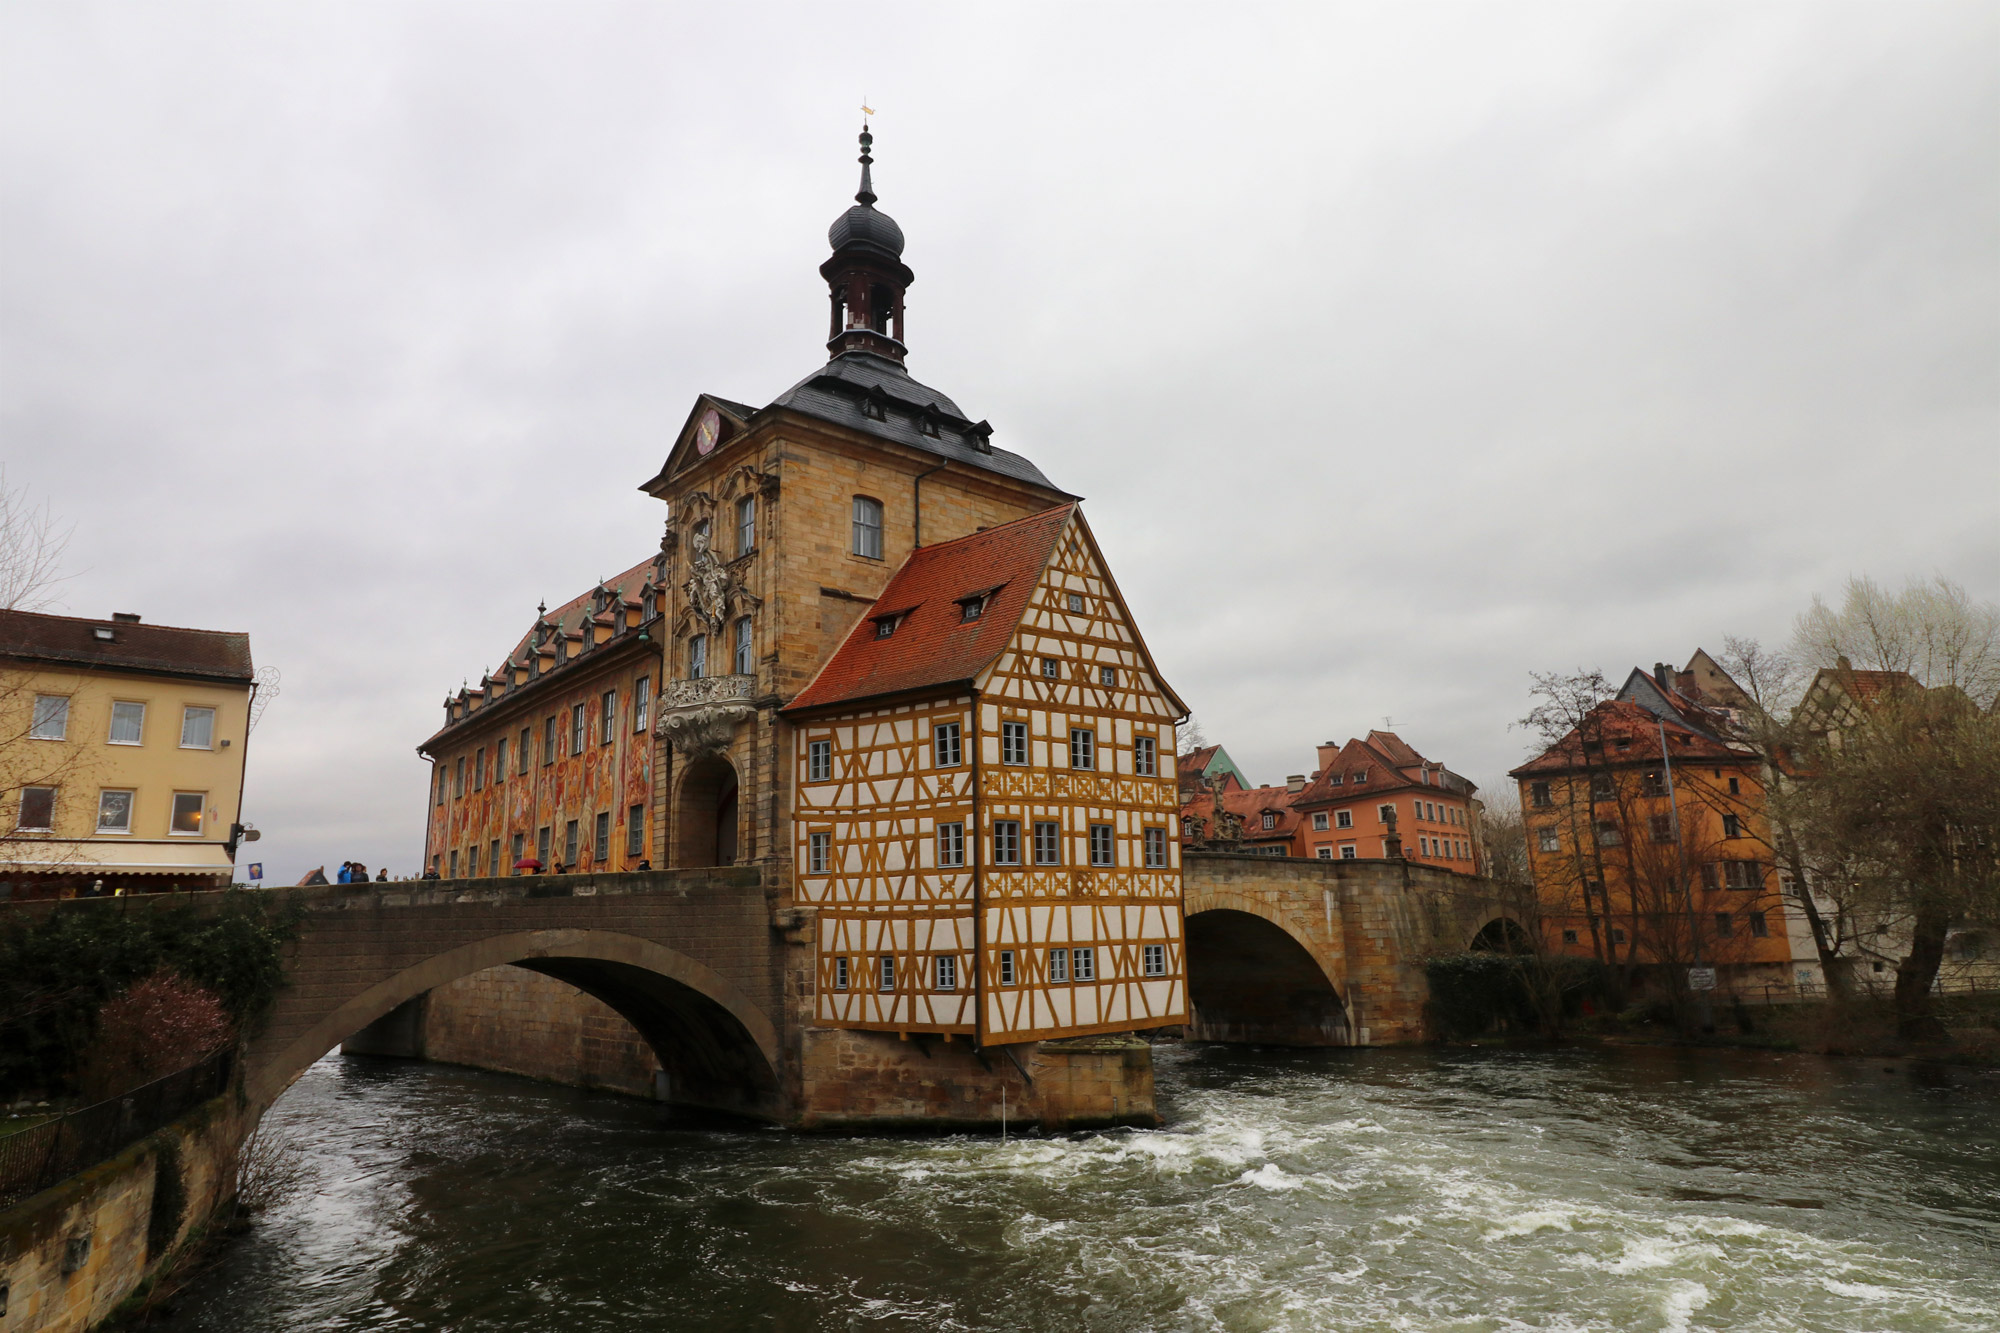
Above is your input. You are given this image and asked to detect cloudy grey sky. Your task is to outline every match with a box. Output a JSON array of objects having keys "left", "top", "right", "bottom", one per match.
[{"left": 4, "top": 2, "right": 1995, "bottom": 881}]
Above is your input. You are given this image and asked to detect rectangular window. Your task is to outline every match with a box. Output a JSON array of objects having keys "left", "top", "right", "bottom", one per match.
[
  {"left": 1723, "top": 860, "right": 1764, "bottom": 890},
  {"left": 496, "top": 736, "right": 508, "bottom": 777},
  {"left": 1336, "top": 809, "right": 1353, "bottom": 829},
  {"left": 628, "top": 805, "right": 645, "bottom": 858},
  {"left": 1040, "top": 657, "right": 1059, "bottom": 679},
  {"left": 1650, "top": 814, "right": 1674, "bottom": 844},
  {"left": 511, "top": 832, "right": 525, "bottom": 872},
  {"left": 1033, "top": 821, "right": 1061, "bottom": 865},
  {"left": 595, "top": 811, "right": 610, "bottom": 861},
  {"left": 170, "top": 792, "right": 205, "bottom": 835},
  {"left": 935, "top": 955, "right": 957, "bottom": 991},
  {"left": 1047, "top": 947, "right": 1068, "bottom": 983},
  {"left": 833, "top": 956, "right": 850, "bottom": 991},
  {"left": 455, "top": 757, "right": 466, "bottom": 797},
  {"left": 1143, "top": 943, "right": 1166, "bottom": 977},
  {"left": 878, "top": 955, "right": 895, "bottom": 991},
  {"left": 1643, "top": 771, "right": 1665, "bottom": 797},
  {"left": 1596, "top": 821, "right": 1622, "bottom": 847},
  {"left": 689, "top": 633, "right": 707, "bottom": 680},
  {"left": 564, "top": 819, "right": 579, "bottom": 866},
  {"left": 1316, "top": 847, "right": 1333, "bottom": 860},
  {"left": 468, "top": 844, "right": 480, "bottom": 877},
  {"left": 180, "top": 706, "right": 216, "bottom": 749},
  {"left": 1714, "top": 912, "right": 1734, "bottom": 937},
  {"left": 601, "top": 691, "right": 616, "bottom": 744},
  {"left": 449, "top": 850, "right": 459, "bottom": 878},
  {"left": 1312, "top": 811, "right": 1329, "bottom": 831},
  {"left": 1749, "top": 911, "right": 1768, "bottom": 938},
  {"left": 1340, "top": 845, "right": 1357, "bottom": 860},
  {"left": 109, "top": 700, "right": 145, "bottom": 745},
  {"left": 1002, "top": 721, "right": 1028, "bottom": 766},
  {"left": 1088, "top": 823, "right": 1114, "bottom": 866},
  {"left": 733, "top": 617, "right": 753, "bottom": 675},
  {"left": 852, "top": 496, "right": 884, "bottom": 558},
  {"left": 1066, "top": 592, "right": 1084, "bottom": 612},
  {"left": 960, "top": 596, "right": 984, "bottom": 622},
  {"left": 489, "top": 838, "right": 500, "bottom": 876},
  {"left": 17, "top": 786, "right": 56, "bottom": 831},
  {"left": 1728, "top": 776, "right": 1742, "bottom": 796},
  {"left": 808, "top": 832, "right": 830, "bottom": 874},
  {"left": 1134, "top": 735, "right": 1157, "bottom": 776},
  {"left": 933, "top": 722, "right": 962, "bottom": 768},
  {"left": 543, "top": 717, "right": 557, "bottom": 765},
  {"left": 30, "top": 695, "right": 69, "bottom": 740},
  {"left": 808, "top": 739, "right": 832, "bottom": 782},
  {"left": 1069, "top": 728, "right": 1095, "bottom": 770},
  {"left": 1591, "top": 774, "right": 1615, "bottom": 802},
  {"left": 937, "top": 821, "right": 966, "bottom": 868},
  {"left": 1377, "top": 803, "right": 1394, "bottom": 823},
  {"left": 571, "top": 703, "right": 586, "bottom": 754},
  {"left": 537, "top": 826, "right": 551, "bottom": 867},
  {"left": 1072, "top": 947, "right": 1096, "bottom": 982},
  {"left": 1143, "top": 827, "right": 1167, "bottom": 868},
  {"left": 736, "top": 495, "right": 756, "bottom": 555},
  {"left": 1562, "top": 929, "right": 1579, "bottom": 944},
  {"left": 634, "top": 677, "right": 651, "bottom": 733},
  {"left": 473, "top": 750, "right": 485, "bottom": 791},
  {"left": 1262, "top": 812, "right": 1277, "bottom": 830},
  {"left": 436, "top": 766, "right": 446, "bottom": 806},
  {"left": 1098, "top": 665, "right": 1115, "bottom": 686},
  {"left": 1722, "top": 813, "right": 1742, "bottom": 838},
  {"left": 993, "top": 820, "right": 1021, "bottom": 865},
  {"left": 96, "top": 789, "right": 134, "bottom": 833},
  {"left": 1537, "top": 826, "right": 1559, "bottom": 853},
  {"left": 998, "top": 950, "right": 1016, "bottom": 986}
]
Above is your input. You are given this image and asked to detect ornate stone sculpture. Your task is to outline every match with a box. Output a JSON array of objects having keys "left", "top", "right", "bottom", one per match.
[
  {"left": 683, "top": 523, "right": 730, "bottom": 633},
  {"left": 656, "top": 674, "right": 756, "bottom": 758}
]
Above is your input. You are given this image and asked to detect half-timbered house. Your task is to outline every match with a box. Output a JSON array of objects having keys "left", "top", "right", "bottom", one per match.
[{"left": 783, "top": 504, "right": 1190, "bottom": 1043}]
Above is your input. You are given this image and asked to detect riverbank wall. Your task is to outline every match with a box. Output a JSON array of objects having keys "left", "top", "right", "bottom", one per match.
[{"left": 0, "top": 1094, "right": 242, "bottom": 1333}]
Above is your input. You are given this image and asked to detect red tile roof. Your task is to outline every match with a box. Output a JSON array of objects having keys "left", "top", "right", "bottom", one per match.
[
  {"left": 1508, "top": 699, "right": 1744, "bottom": 777},
  {"left": 504, "top": 554, "right": 662, "bottom": 670},
  {"left": 784, "top": 505, "right": 1077, "bottom": 714},
  {"left": 0, "top": 609, "right": 252, "bottom": 683},
  {"left": 1177, "top": 744, "right": 1221, "bottom": 778},
  {"left": 1181, "top": 783, "right": 1301, "bottom": 843}
]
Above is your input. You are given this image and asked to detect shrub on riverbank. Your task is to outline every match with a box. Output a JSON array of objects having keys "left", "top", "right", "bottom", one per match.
[
  {"left": 1425, "top": 952, "right": 1605, "bottom": 1039},
  {"left": 0, "top": 891, "right": 298, "bottom": 1100}
]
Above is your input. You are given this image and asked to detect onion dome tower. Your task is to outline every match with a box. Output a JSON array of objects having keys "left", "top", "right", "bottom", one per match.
[{"left": 822, "top": 125, "right": 914, "bottom": 364}]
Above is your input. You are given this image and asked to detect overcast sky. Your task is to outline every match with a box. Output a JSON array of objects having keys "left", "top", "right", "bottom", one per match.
[{"left": 4, "top": 2, "right": 1995, "bottom": 882}]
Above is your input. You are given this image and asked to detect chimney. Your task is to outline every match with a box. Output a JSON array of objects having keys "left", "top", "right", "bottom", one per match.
[
  {"left": 1286, "top": 774, "right": 1306, "bottom": 793},
  {"left": 1836, "top": 655, "right": 1852, "bottom": 672},
  {"left": 1315, "top": 742, "right": 1340, "bottom": 772},
  {"left": 112, "top": 612, "right": 141, "bottom": 623}
]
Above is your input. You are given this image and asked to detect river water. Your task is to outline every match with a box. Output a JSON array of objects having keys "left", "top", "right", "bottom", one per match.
[{"left": 175, "top": 1043, "right": 2000, "bottom": 1332}]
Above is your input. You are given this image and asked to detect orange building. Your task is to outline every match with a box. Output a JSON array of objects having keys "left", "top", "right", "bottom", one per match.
[
  {"left": 1287, "top": 732, "right": 1479, "bottom": 869},
  {"left": 1511, "top": 666, "right": 1796, "bottom": 994}
]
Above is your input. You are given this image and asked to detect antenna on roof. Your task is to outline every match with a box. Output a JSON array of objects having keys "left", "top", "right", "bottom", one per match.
[{"left": 1382, "top": 716, "right": 1396, "bottom": 729}]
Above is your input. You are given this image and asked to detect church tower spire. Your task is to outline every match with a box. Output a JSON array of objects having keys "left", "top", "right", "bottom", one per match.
[{"left": 822, "top": 124, "right": 914, "bottom": 364}]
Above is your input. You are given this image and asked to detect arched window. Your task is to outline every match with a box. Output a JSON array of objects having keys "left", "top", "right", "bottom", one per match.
[
  {"left": 733, "top": 616, "right": 753, "bottom": 675},
  {"left": 869, "top": 284, "right": 892, "bottom": 334},
  {"left": 688, "top": 633, "right": 707, "bottom": 680},
  {"left": 852, "top": 496, "right": 883, "bottom": 559}
]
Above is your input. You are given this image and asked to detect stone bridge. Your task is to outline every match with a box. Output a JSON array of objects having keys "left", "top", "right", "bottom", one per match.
[{"left": 1182, "top": 852, "right": 1532, "bottom": 1046}]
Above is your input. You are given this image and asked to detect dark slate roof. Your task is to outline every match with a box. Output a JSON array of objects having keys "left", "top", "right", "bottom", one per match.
[
  {"left": 769, "top": 352, "right": 1066, "bottom": 493},
  {"left": 0, "top": 609, "right": 253, "bottom": 682}
]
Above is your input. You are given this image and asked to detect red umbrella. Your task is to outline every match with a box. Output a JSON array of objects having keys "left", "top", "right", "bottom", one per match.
[{"left": 513, "top": 858, "right": 543, "bottom": 871}]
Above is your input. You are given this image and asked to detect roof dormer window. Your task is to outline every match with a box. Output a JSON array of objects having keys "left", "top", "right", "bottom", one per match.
[
  {"left": 94, "top": 627, "right": 114, "bottom": 641},
  {"left": 862, "top": 391, "right": 888, "bottom": 422},
  {"left": 960, "top": 597, "right": 984, "bottom": 622},
  {"left": 1353, "top": 768, "right": 1368, "bottom": 783},
  {"left": 875, "top": 617, "right": 897, "bottom": 639}
]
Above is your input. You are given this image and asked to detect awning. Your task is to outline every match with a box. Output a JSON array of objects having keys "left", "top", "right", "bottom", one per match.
[{"left": 0, "top": 840, "right": 237, "bottom": 877}]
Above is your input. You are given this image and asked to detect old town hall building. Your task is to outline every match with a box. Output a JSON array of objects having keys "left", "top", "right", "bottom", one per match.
[{"left": 420, "top": 128, "right": 1189, "bottom": 1062}]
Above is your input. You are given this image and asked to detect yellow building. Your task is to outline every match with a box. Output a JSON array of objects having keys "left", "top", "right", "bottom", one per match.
[{"left": 0, "top": 609, "right": 254, "bottom": 898}]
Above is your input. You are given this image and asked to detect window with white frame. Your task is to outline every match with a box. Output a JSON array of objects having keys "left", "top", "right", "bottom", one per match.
[
  {"left": 1069, "top": 728, "right": 1094, "bottom": 770},
  {"left": 935, "top": 955, "right": 957, "bottom": 990},
  {"left": 733, "top": 617, "right": 753, "bottom": 675},
  {"left": 1066, "top": 592, "right": 1084, "bottom": 612},
  {"left": 808, "top": 739, "right": 832, "bottom": 782},
  {"left": 600, "top": 691, "right": 616, "bottom": 745},
  {"left": 736, "top": 495, "right": 756, "bottom": 556},
  {"left": 688, "top": 633, "right": 707, "bottom": 680},
  {"left": 469, "top": 844, "right": 481, "bottom": 876},
  {"left": 538, "top": 826, "right": 551, "bottom": 866},
  {"left": 1002, "top": 721, "right": 1027, "bottom": 765},
  {"left": 1261, "top": 812, "right": 1276, "bottom": 830},
  {"left": 627, "top": 806, "right": 645, "bottom": 858},
  {"left": 1047, "top": 947, "right": 1068, "bottom": 983},
  {"left": 180, "top": 706, "right": 215, "bottom": 749},
  {"left": 878, "top": 954, "right": 896, "bottom": 991},
  {"left": 833, "top": 956, "right": 850, "bottom": 990},
  {"left": 109, "top": 700, "right": 145, "bottom": 745},
  {"left": 543, "top": 716, "right": 557, "bottom": 765},
  {"left": 1143, "top": 943, "right": 1166, "bottom": 976},
  {"left": 1033, "top": 821, "right": 1061, "bottom": 865},
  {"left": 571, "top": 703, "right": 586, "bottom": 754},
  {"left": 1312, "top": 811, "right": 1329, "bottom": 830},
  {"left": 1098, "top": 665, "right": 1115, "bottom": 686},
  {"left": 634, "top": 676, "right": 651, "bottom": 732},
  {"left": 1335, "top": 809, "right": 1353, "bottom": 829},
  {"left": 496, "top": 736, "right": 508, "bottom": 776},
  {"left": 937, "top": 821, "right": 965, "bottom": 867},
  {"left": 595, "top": 811, "right": 611, "bottom": 861},
  {"left": 17, "top": 786, "right": 55, "bottom": 831},
  {"left": 1316, "top": 847, "right": 1333, "bottom": 860},
  {"left": 808, "top": 831, "right": 830, "bottom": 874},
  {"left": 1340, "top": 844, "right": 1357, "bottom": 860},
  {"left": 993, "top": 820, "right": 1021, "bottom": 865},
  {"left": 998, "top": 950, "right": 1016, "bottom": 986},
  {"left": 564, "top": 819, "right": 580, "bottom": 865},
  {"left": 1377, "top": 803, "right": 1394, "bottom": 823},
  {"left": 852, "top": 496, "right": 884, "bottom": 558},
  {"left": 97, "top": 789, "right": 134, "bottom": 833},
  {"left": 1134, "top": 735, "right": 1157, "bottom": 776},
  {"left": 1088, "top": 823, "right": 1114, "bottom": 866},
  {"left": 1143, "top": 827, "right": 1167, "bottom": 867},
  {"left": 1040, "top": 657, "right": 1058, "bottom": 679},
  {"left": 1072, "top": 947, "right": 1096, "bottom": 982},
  {"left": 933, "top": 722, "right": 962, "bottom": 768},
  {"left": 511, "top": 832, "right": 525, "bottom": 872},
  {"left": 170, "top": 792, "right": 205, "bottom": 835},
  {"left": 30, "top": 695, "right": 69, "bottom": 741}
]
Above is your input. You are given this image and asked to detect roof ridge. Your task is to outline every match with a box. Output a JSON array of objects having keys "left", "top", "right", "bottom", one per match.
[
  {"left": 908, "top": 502, "right": 1078, "bottom": 555},
  {"left": 0, "top": 607, "right": 249, "bottom": 637}
]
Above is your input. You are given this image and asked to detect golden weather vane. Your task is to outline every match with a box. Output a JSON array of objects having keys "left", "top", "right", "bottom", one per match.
[{"left": 861, "top": 97, "right": 875, "bottom": 122}]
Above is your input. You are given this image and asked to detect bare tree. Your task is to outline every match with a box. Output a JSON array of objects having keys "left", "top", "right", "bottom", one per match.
[
  {"left": 1474, "top": 786, "right": 1531, "bottom": 888},
  {"left": 1796, "top": 575, "right": 2000, "bottom": 708},
  {"left": 0, "top": 467, "right": 75, "bottom": 612},
  {"left": 1518, "top": 670, "right": 1618, "bottom": 985},
  {"left": 1175, "top": 713, "right": 1208, "bottom": 758}
]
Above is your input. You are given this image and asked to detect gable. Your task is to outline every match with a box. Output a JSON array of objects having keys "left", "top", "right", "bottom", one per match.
[{"left": 639, "top": 394, "right": 758, "bottom": 496}]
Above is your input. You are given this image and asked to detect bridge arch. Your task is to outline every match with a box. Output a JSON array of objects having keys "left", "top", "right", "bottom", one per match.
[
  {"left": 249, "top": 929, "right": 782, "bottom": 1119},
  {"left": 1184, "top": 894, "right": 1350, "bottom": 1047},
  {"left": 1468, "top": 916, "right": 1536, "bottom": 955}
]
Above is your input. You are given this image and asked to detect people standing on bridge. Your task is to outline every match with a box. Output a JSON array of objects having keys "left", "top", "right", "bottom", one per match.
[
  {"left": 376, "top": 868, "right": 388, "bottom": 882},
  {"left": 336, "top": 863, "right": 352, "bottom": 884}
]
